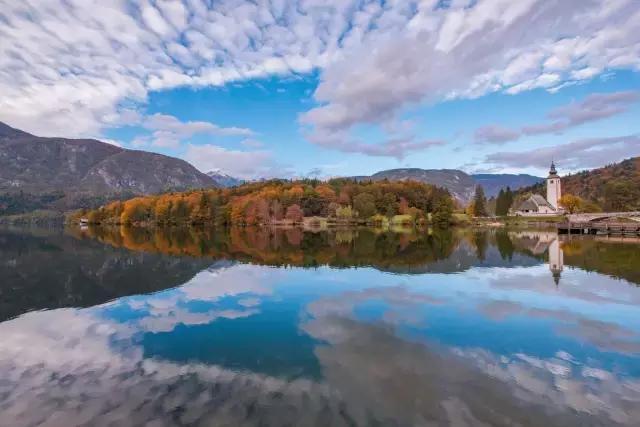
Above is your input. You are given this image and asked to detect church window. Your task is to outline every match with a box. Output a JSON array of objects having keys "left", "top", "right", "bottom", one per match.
[{"left": 550, "top": 180, "right": 554, "bottom": 183}]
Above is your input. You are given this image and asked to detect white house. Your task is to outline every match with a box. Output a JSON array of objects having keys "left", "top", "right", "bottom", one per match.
[{"left": 513, "top": 162, "right": 565, "bottom": 216}]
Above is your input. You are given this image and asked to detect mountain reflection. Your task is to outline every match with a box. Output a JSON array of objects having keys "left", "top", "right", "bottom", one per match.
[{"left": 0, "top": 228, "right": 211, "bottom": 321}]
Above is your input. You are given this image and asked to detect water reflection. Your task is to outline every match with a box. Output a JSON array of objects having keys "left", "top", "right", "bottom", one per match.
[{"left": 1, "top": 227, "right": 639, "bottom": 426}]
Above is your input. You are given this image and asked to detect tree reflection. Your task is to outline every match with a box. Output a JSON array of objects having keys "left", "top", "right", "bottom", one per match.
[
  {"left": 77, "top": 226, "right": 460, "bottom": 270},
  {"left": 71, "top": 226, "right": 640, "bottom": 285}
]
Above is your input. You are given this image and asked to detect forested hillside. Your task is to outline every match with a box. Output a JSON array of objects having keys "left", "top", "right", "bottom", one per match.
[
  {"left": 519, "top": 157, "right": 640, "bottom": 211},
  {"left": 76, "top": 179, "right": 455, "bottom": 227},
  {"left": 0, "top": 121, "right": 215, "bottom": 215}
]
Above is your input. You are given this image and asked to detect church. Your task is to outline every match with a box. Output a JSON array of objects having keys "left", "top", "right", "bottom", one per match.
[{"left": 513, "top": 162, "right": 564, "bottom": 216}]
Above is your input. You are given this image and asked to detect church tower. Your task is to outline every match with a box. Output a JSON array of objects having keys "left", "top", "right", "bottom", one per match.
[{"left": 546, "top": 161, "right": 561, "bottom": 210}]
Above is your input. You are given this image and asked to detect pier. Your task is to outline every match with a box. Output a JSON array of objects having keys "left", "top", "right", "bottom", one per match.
[
  {"left": 557, "top": 212, "right": 640, "bottom": 235},
  {"left": 557, "top": 222, "right": 640, "bottom": 235}
]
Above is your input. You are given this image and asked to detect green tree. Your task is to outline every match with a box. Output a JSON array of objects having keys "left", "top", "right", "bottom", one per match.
[
  {"left": 432, "top": 196, "right": 453, "bottom": 228},
  {"left": 472, "top": 185, "right": 488, "bottom": 217},
  {"left": 495, "top": 189, "right": 506, "bottom": 216},
  {"left": 353, "top": 192, "right": 376, "bottom": 218}
]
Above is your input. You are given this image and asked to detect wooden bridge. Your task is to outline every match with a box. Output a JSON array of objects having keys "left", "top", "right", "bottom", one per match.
[
  {"left": 558, "top": 212, "right": 640, "bottom": 235},
  {"left": 566, "top": 212, "right": 640, "bottom": 222}
]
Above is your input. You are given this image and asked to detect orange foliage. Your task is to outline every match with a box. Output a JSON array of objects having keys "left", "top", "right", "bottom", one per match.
[{"left": 82, "top": 178, "right": 453, "bottom": 226}]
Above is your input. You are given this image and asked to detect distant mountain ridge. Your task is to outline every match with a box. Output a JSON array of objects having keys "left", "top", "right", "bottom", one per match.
[
  {"left": 353, "top": 168, "right": 542, "bottom": 204},
  {"left": 206, "top": 171, "right": 244, "bottom": 188},
  {"left": 471, "top": 173, "right": 543, "bottom": 198},
  {"left": 0, "top": 121, "right": 215, "bottom": 214}
]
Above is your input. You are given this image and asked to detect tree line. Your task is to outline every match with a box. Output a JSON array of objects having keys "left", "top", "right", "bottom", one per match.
[
  {"left": 75, "top": 178, "right": 455, "bottom": 227},
  {"left": 468, "top": 184, "right": 602, "bottom": 217}
]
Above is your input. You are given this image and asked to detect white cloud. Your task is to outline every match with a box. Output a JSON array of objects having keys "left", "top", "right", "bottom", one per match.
[
  {"left": 0, "top": 0, "right": 638, "bottom": 159},
  {"left": 302, "top": 0, "right": 640, "bottom": 156},
  {"left": 121, "top": 113, "right": 253, "bottom": 149},
  {"left": 240, "top": 138, "right": 264, "bottom": 148},
  {"left": 472, "top": 90, "right": 640, "bottom": 148},
  {"left": 485, "top": 134, "right": 640, "bottom": 170},
  {"left": 474, "top": 125, "right": 521, "bottom": 144},
  {"left": 183, "top": 143, "right": 291, "bottom": 179},
  {"left": 140, "top": 113, "right": 253, "bottom": 148}
]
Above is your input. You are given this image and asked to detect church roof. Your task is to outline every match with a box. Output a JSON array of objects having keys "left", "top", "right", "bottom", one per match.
[{"left": 515, "top": 194, "right": 555, "bottom": 212}]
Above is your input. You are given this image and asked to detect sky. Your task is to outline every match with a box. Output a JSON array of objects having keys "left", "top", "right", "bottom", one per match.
[{"left": 1, "top": 0, "right": 639, "bottom": 179}]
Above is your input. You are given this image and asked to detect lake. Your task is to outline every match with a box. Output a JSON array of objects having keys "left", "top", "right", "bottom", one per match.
[{"left": 1, "top": 226, "right": 639, "bottom": 426}]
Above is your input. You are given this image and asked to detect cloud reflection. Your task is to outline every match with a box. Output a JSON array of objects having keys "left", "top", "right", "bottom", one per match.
[{"left": 303, "top": 296, "right": 640, "bottom": 426}]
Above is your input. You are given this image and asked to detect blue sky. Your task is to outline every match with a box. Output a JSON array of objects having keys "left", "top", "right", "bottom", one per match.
[{"left": 1, "top": 0, "right": 639, "bottom": 179}]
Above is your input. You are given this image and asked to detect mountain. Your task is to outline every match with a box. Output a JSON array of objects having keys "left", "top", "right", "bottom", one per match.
[
  {"left": 206, "top": 171, "right": 244, "bottom": 188},
  {"left": 471, "top": 174, "right": 543, "bottom": 198},
  {"left": 518, "top": 157, "right": 640, "bottom": 211},
  {"left": 355, "top": 168, "right": 476, "bottom": 204},
  {"left": 0, "top": 121, "right": 215, "bottom": 215},
  {"left": 353, "top": 168, "right": 542, "bottom": 204}
]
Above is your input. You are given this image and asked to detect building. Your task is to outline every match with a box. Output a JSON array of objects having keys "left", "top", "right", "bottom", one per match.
[
  {"left": 513, "top": 161, "right": 564, "bottom": 216},
  {"left": 546, "top": 161, "right": 561, "bottom": 210}
]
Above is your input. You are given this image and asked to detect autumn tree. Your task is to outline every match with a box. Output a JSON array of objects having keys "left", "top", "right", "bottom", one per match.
[
  {"left": 285, "top": 204, "right": 304, "bottom": 223},
  {"left": 315, "top": 185, "right": 336, "bottom": 202},
  {"left": 398, "top": 197, "right": 409, "bottom": 215},
  {"left": 120, "top": 198, "right": 153, "bottom": 225},
  {"left": 559, "top": 194, "right": 584, "bottom": 214},
  {"left": 604, "top": 180, "right": 640, "bottom": 211},
  {"left": 337, "top": 189, "right": 351, "bottom": 205}
]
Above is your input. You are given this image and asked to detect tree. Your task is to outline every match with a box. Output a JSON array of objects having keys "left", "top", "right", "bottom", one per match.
[
  {"left": 432, "top": 197, "right": 453, "bottom": 227},
  {"left": 495, "top": 189, "right": 508, "bottom": 216},
  {"left": 472, "top": 185, "right": 488, "bottom": 217},
  {"left": 353, "top": 192, "right": 376, "bottom": 218},
  {"left": 559, "top": 194, "right": 584, "bottom": 214},
  {"left": 505, "top": 187, "right": 514, "bottom": 213},
  {"left": 604, "top": 180, "right": 639, "bottom": 211},
  {"left": 336, "top": 205, "right": 354, "bottom": 220},
  {"left": 301, "top": 193, "right": 326, "bottom": 216},
  {"left": 255, "top": 198, "right": 271, "bottom": 223},
  {"left": 315, "top": 184, "right": 336, "bottom": 202},
  {"left": 337, "top": 189, "right": 351, "bottom": 205},
  {"left": 120, "top": 198, "right": 152, "bottom": 225},
  {"left": 495, "top": 187, "right": 514, "bottom": 216},
  {"left": 398, "top": 197, "right": 409, "bottom": 214},
  {"left": 374, "top": 192, "right": 397, "bottom": 217},
  {"left": 285, "top": 204, "right": 304, "bottom": 222},
  {"left": 581, "top": 199, "right": 602, "bottom": 213},
  {"left": 326, "top": 202, "right": 340, "bottom": 218}
]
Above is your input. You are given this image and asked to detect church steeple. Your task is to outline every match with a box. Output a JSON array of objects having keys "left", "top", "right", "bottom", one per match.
[{"left": 546, "top": 160, "right": 561, "bottom": 210}]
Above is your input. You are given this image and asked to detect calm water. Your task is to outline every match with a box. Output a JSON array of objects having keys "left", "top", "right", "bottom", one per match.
[{"left": 1, "top": 226, "right": 640, "bottom": 427}]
